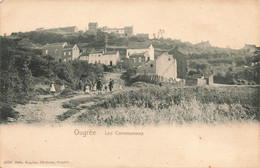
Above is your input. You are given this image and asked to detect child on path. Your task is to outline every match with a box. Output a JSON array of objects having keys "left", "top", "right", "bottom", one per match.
[{"left": 50, "top": 81, "right": 56, "bottom": 95}]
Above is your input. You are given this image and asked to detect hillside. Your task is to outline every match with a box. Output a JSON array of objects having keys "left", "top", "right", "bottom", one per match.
[{"left": 6, "top": 30, "right": 260, "bottom": 85}]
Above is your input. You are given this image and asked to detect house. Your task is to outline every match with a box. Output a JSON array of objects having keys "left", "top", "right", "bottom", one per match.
[
  {"left": 137, "top": 52, "right": 177, "bottom": 79},
  {"left": 79, "top": 50, "right": 120, "bottom": 66},
  {"left": 168, "top": 47, "right": 187, "bottom": 79},
  {"left": 42, "top": 42, "right": 80, "bottom": 62},
  {"left": 126, "top": 44, "right": 154, "bottom": 66}
]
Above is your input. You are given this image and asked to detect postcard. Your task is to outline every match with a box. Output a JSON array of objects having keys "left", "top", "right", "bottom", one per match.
[{"left": 0, "top": 0, "right": 259, "bottom": 167}]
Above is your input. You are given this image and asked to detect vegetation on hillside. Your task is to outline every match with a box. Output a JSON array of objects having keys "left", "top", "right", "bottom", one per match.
[
  {"left": 76, "top": 85, "right": 259, "bottom": 126},
  {"left": 0, "top": 37, "right": 104, "bottom": 123}
]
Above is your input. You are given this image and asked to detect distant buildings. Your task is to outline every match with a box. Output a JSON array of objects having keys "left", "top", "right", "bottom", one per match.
[
  {"left": 42, "top": 42, "right": 80, "bottom": 62},
  {"left": 88, "top": 22, "right": 98, "bottom": 33},
  {"left": 243, "top": 44, "right": 258, "bottom": 53},
  {"left": 79, "top": 50, "right": 120, "bottom": 66},
  {"left": 86, "top": 22, "right": 133, "bottom": 37},
  {"left": 100, "top": 26, "right": 133, "bottom": 37}
]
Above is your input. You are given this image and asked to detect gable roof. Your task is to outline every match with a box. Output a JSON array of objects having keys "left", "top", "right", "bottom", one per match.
[
  {"left": 130, "top": 52, "right": 147, "bottom": 57},
  {"left": 103, "top": 51, "right": 118, "bottom": 55},
  {"left": 43, "top": 42, "right": 67, "bottom": 48},
  {"left": 88, "top": 50, "right": 103, "bottom": 54},
  {"left": 63, "top": 44, "right": 77, "bottom": 50}
]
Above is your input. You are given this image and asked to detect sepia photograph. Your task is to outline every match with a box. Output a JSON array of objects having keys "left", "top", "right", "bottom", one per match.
[{"left": 0, "top": 0, "right": 259, "bottom": 167}]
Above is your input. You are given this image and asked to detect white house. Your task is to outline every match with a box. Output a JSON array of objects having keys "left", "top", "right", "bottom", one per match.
[{"left": 137, "top": 52, "right": 177, "bottom": 79}]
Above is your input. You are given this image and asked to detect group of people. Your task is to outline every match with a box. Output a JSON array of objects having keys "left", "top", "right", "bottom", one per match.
[
  {"left": 49, "top": 78, "right": 117, "bottom": 95},
  {"left": 81, "top": 78, "right": 115, "bottom": 94}
]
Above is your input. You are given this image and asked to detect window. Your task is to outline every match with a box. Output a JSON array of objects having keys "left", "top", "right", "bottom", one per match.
[
  {"left": 64, "top": 52, "right": 66, "bottom": 56},
  {"left": 133, "top": 58, "right": 136, "bottom": 63},
  {"left": 45, "top": 50, "right": 48, "bottom": 54},
  {"left": 139, "top": 57, "right": 142, "bottom": 62},
  {"left": 150, "top": 64, "right": 153, "bottom": 67},
  {"left": 68, "top": 51, "right": 71, "bottom": 55},
  {"left": 168, "top": 58, "right": 171, "bottom": 61}
]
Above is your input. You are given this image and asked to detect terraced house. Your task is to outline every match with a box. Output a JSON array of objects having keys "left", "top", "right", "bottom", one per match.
[{"left": 42, "top": 42, "right": 80, "bottom": 62}]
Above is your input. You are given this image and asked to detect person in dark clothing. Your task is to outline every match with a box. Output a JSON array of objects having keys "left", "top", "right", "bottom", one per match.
[
  {"left": 79, "top": 80, "right": 83, "bottom": 91},
  {"left": 96, "top": 78, "right": 103, "bottom": 94},
  {"left": 108, "top": 78, "right": 114, "bottom": 92}
]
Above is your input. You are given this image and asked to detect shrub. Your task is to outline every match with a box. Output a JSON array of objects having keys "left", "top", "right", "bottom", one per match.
[{"left": 0, "top": 105, "right": 19, "bottom": 123}]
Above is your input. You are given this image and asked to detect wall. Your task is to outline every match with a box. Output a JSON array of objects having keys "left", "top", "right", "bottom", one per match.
[
  {"left": 72, "top": 45, "right": 80, "bottom": 60},
  {"left": 156, "top": 53, "right": 177, "bottom": 79},
  {"left": 137, "top": 60, "right": 156, "bottom": 74},
  {"left": 148, "top": 45, "right": 154, "bottom": 60},
  {"left": 168, "top": 48, "right": 187, "bottom": 79},
  {"left": 206, "top": 75, "right": 214, "bottom": 85}
]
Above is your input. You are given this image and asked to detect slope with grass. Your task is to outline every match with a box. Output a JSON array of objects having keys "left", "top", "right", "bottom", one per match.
[{"left": 76, "top": 84, "right": 260, "bottom": 126}]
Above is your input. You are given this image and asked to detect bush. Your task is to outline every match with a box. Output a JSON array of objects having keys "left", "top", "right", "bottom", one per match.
[{"left": 0, "top": 105, "right": 19, "bottom": 123}]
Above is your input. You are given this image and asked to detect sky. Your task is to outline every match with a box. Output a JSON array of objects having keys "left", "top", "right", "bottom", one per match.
[{"left": 0, "top": 0, "right": 260, "bottom": 49}]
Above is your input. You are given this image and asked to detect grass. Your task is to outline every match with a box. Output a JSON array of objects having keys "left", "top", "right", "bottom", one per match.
[
  {"left": 76, "top": 85, "right": 260, "bottom": 126},
  {"left": 57, "top": 95, "right": 106, "bottom": 121},
  {"left": 56, "top": 109, "right": 80, "bottom": 121}
]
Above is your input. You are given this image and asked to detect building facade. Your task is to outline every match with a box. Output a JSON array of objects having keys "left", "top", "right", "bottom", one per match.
[
  {"left": 168, "top": 47, "right": 187, "bottom": 79},
  {"left": 42, "top": 42, "right": 80, "bottom": 62},
  {"left": 137, "top": 52, "right": 177, "bottom": 79},
  {"left": 79, "top": 50, "right": 120, "bottom": 66}
]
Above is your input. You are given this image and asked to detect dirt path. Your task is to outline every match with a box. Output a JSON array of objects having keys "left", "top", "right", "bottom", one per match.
[
  {"left": 14, "top": 72, "right": 125, "bottom": 124},
  {"left": 14, "top": 93, "right": 91, "bottom": 124}
]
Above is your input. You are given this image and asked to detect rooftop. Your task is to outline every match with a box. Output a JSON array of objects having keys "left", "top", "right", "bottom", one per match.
[
  {"left": 130, "top": 52, "right": 147, "bottom": 57},
  {"left": 43, "top": 42, "right": 67, "bottom": 47}
]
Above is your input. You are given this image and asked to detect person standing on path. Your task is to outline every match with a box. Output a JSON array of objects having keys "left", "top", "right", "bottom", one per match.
[
  {"left": 50, "top": 81, "right": 56, "bottom": 95},
  {"left": 96, "top": 78, "right": 103, "bottom": 95},
  {"left": 108, "top": 78, "right": 114, "bottom": 92},
  {"left": 78, "top": 80, "right": 84, "bottom": 92}
]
